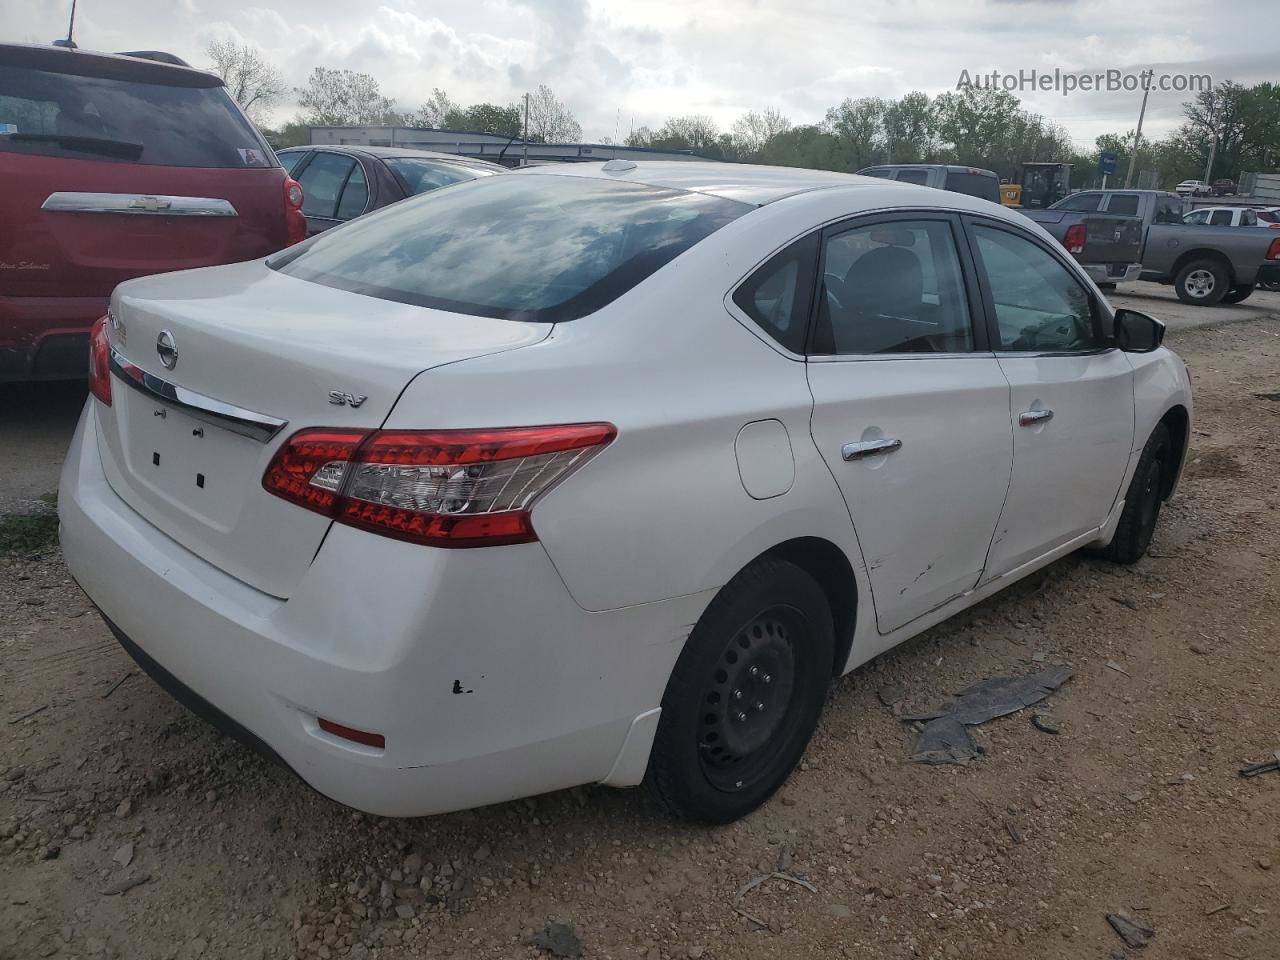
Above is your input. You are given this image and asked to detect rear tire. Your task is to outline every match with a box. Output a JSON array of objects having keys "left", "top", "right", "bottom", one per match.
[
  {"left": 1174, "top": 259, "right": 1228, "bottom": 306},
  {"left": 1101, "top": 424, "right": 1171, "bottom": 565},
  {"left": 645, "top": 558, "right": 833, "bottom": 823},
  {"left": 1222, "top": 283, "right": 1255, "bottom": 304}
]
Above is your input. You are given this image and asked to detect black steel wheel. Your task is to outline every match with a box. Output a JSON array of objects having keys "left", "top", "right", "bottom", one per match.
[{"left": 646, "top": 558, "right": 834, "bottom": 823}]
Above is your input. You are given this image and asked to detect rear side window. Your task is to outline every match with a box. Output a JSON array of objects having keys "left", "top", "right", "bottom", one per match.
[
  {"left": 298, "top": 152, "right": 356, "bottom": 219},
  {"left": 1155, "top": 195, "right": 1186, "bottom": 223},
  {"left": 1209, "top": 209, "right": 1233, "bottom": 226},
  {"left": 1106, "top": 194, "right": 1141, "bottom": 216},
  {"left": 1183, "top": 209, "right": 1209, "bottom": 224},
  {"left": 271, "top": 174, "right": 751, "bottom": 323},
  {"left": 1057, "top": 193, "right": 1101, "bottom": 212},
  {"left": 335, "top": 163, "right": 368, "bottom": 220},
  {"left": 732, "top": 235, "right": 818, "bottom": 354},
  {"left": 0, "top": 65, "right": 273, "bottom": 168},
  {"left": 385, "top": 157, "right": 487, "bottom": 195},
  {"left": 814, "top": 220, "right": 974, "bottom": 355},
  {"left": 944, "top": 171, "right": 999, "bottom": 203},
  {"left": 895, "top": 169, "right": 930, "bottom": 186}
]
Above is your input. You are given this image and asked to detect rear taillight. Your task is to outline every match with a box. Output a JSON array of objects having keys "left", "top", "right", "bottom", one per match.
[
  {"left": 263, "top": 423, "right": 616, "bottom": 547},
  {"left": 1063, "top": 223, "right": 1086, "bottom": 255},
  {"left": 88, "top": 315, "right": 111, "bottom": 406},
  {"left": 1267, "top": 237, "right": 1280, "bottom": 260},
  {"left": 283, "top": 176, "right": 306, "bottom": 245}
]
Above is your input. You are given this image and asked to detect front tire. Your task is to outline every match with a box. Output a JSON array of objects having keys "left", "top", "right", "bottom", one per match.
[
  {"left": 1174, "top": 259, "right": 1229, "bottom": 306},
  {"left": 1222, "top": 283, "right": 1255, "bottom": 304},
  {"left": 645, "top": 558, "right": 833, "bottom": 823},
  {"left": 1102, "top": 424, "right": 1171, "bottom": 564}
]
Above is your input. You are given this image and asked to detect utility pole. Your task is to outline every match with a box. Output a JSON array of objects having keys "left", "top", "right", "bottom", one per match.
[
  {"left": 1203, "top": 136, "right": 1218, "bottom": 186},
  {"left": 522, "top": 93, "right": 530, "bottom": 168},
  {"left": 1123, "top": 68, "right": 1153, "bottom": 189}
]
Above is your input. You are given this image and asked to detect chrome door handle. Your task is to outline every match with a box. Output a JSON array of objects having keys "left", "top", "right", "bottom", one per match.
[
  {"left": 1018, "top": 409, "right": 1054, "bottom": 426},
  {"left": 842, "top": 438, "right": 902, "bottom": 461}
]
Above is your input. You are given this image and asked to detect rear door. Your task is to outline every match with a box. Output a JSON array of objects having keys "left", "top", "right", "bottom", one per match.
[
  {"left": 965, "top": 217, "right": 1134, "bottom": 579},
  {"left": 0, "top": 54, "right": 287, "bottom": 304},
  {"left": 806, "top": 213, "right": 1013, "bottom": 633}
]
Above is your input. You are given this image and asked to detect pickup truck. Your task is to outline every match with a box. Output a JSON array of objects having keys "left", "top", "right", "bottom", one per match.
[
  {"left": 1025, "top": 189, "right": 1280, "bottom": 305},
  {"left": 1019, "top": 207, "right": 1144, "bottom": 285},
  {"left": 856, "top": 164, "right": 1001, "bottom": 204}
]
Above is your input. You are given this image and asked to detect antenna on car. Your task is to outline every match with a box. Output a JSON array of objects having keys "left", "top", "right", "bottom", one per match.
[{"left": 53, "top": 0, "right": 79, "bottom": 48}]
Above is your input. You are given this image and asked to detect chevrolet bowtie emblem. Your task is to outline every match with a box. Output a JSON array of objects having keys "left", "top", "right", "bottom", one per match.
[{"left": 129, "top": 196, "right": 172, "bottom": 212}]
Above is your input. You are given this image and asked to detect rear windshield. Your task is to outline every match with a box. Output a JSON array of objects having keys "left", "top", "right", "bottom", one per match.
[
  {"left": 0, "top": 65, "right": 274, "bottom": 168},
  {"left": 384, "top": 157, "right": 492, "bottom": 196},
  {"left": 944, "top": 171, "right": 999, "bottom": 203},
  {"left": 270, "top": 174, "right": 752, "bottom": 322}
]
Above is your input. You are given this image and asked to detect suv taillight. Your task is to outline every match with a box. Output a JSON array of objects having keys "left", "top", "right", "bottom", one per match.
[
  {"left": 1267, "top": 237, "right": 1280, "bottom": 260},
  {"left": 1064, "top": 223, "right": 1086, "bottom": 255},
  {"left": 88, "top": 315, "right": 111, "bottom": 406},
  {"left": 284, "top": 177, "right": 306, "bottom": 245},
  {"left": 263, "top": 423, "right": 616, "bottom": 547}
]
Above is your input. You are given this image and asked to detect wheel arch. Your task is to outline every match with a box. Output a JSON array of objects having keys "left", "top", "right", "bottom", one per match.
[
  {"left": 1157, "top": 403, "right": 1190, "bottom": 500},
  {"left": 754, "top": 536, "right": 859, "bottom": 676},
  {"left": 1172, "top": 249, "right": 1236, "bottom": 286}
]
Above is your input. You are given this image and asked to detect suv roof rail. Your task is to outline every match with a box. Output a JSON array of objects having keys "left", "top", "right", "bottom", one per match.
[{"left": 117, "top": 50, "right": 191, "bottom": 67}]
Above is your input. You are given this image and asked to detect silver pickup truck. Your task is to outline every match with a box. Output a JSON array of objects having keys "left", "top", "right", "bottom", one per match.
[{"left": 1026, "top": 189, "right": 1280, "bottom": 305}]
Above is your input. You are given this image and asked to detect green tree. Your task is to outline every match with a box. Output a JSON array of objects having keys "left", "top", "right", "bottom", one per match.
[
  {"left": 442, "top": 103, "right": 523, "bottom": 137},
  {"left": 525, "top": 85, "right": 581, "bottom": 143},
  {"left": 881, "top": 91, "right": 935, "bottom": 164},
  {"left": 731, "top": 107, "right": 792, "bottom": 159},
  {"left": 824, "top": 97, "right": 887, "bottom": 170},
  {"left": 296, "top": 67, "right": 395, "bottom": 126}
]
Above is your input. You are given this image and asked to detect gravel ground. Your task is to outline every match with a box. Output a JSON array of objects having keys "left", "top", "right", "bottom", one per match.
[{"left": 2, "top": 317, "right": 1278, "bottom": 960}]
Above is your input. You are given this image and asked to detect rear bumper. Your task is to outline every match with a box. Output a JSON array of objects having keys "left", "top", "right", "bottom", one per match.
[
  {"left": 1255, "top": 263, "right": 1280, "bottom": 285},
  {"left": 1082, "top": 262, "right": 1143, "bottom": 284},
  {"left": 0, "top": 295, "right": 105, "bottom": 381},
  {"left": 59, "top": 402, "right": 704, "bottom": 816}
]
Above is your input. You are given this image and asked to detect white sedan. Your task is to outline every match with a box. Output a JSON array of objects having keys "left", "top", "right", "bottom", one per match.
[{"left": 59, "top": 161, "right": 1192, "bottom": 823}]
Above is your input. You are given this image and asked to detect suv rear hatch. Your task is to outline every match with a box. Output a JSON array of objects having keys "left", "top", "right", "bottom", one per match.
[
  {"left": 0, "top": 45, "right": 288, "bottom": 307},
  {"left": 95, "top": 262, "right": 550, "bottom": 598}
]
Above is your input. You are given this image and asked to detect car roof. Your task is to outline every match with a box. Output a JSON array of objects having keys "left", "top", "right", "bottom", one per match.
[
  {"left": 511, "top": 159, "right": 982, "bottom": 206},
  {"left": 0, "top": 42, "right": 221, "bottom": 88},
  {"left": 279, "top": 144, "right": 506, "bottom": 169}
]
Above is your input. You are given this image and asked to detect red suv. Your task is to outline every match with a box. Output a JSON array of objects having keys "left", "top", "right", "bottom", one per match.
[{"left": 0, "top": 43, "right": 305, "bottom": 381}]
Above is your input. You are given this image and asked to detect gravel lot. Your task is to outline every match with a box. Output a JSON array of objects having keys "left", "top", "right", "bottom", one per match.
[{"left": 2, "top": 308, "right": 1278, "bottom": 960}]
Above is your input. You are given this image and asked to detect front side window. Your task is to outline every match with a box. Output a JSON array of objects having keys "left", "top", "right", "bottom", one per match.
[
  {"left": 944, "top": 171, "right": 999, "bottom": 203},
  {"left": 973, "top": 224, "right": 1102, "bottom": 353},
  {"left": 0, "top": 64, "right": 273, "bottom": 167},
  {"left": 813, "top": 219, "right": 974, "bottom": 355},
  {"left": 271, "top": 174, "right": 751, "bottom": 323},
  {"left": 1243, "top": 209, "right": 1258, "bottom": 226},
  {"left": 732, "top": 235, "right": 818, "bottom": 354},
  {"left": 298, "top": 152, "right": 357, "bottom": 219},
  {"left": 1183, "top": 209, "right": 1210, "bottom": 224},
  {"left": 278, "top": 151, "right": 307, "bottom": 176},
  {"left": 1106, "top": 194, "right": 1140, "bottom": 216},
  {"left": 1056, "top": 193, "right": 1102, "bottom": 212}
]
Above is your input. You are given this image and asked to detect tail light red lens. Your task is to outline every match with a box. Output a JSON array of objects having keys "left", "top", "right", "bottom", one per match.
[
  {"left": 263, "top": 423, "right": 616, "bottom": 547},
  {"left": 88, "top": 315, "right": 112, "bottom": 406},
  {"left": 1266, "top": 237, "right": 1280, "bottom": 260},
  {"left": 1063, "top": 223, "right": 1087, "bottom": 255},
  {"left": 283, "top": 176, "right": 306, "bottom": 246}
]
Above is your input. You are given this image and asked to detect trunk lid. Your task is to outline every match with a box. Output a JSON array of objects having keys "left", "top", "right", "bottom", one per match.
[{"left": 95, "top": 261, "right": 551, "bottom": 598}]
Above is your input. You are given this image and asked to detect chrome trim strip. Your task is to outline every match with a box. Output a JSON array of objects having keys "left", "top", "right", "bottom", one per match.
[
  {"left": 108, "top": 346, "right": 286, "bottom": 442},
  {"left": 42, "top": 192, "right": 239, "bottom": 217}
]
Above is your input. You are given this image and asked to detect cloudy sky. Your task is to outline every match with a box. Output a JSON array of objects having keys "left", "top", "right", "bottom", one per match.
[{"left": 9, "top": 0, "right": 1279, "bottom": 147}]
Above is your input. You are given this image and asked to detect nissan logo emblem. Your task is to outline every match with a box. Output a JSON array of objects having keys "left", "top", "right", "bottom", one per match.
[{"left": 156, "top": 329, "right": 179, "bottom": 370}]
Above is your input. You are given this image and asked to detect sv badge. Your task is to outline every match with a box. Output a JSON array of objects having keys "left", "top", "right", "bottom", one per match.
[{"left": 328, "top": 390, "right": 368, "bottom": 408}]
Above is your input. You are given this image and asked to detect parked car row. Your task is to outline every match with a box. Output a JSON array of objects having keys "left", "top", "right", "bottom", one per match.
[{"left": 0, "top": 43, "right": 504, "bottom": 383}]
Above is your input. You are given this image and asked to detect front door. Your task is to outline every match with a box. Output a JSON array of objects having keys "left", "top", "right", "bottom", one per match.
[
  {"left": 965, "top": 219, "right": 1135, "bottom": 579},
  {"left": 806, "top": 214, "right": 1014, "bottom": 634}
]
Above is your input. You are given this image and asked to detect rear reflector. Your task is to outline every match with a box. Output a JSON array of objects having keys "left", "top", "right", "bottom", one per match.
[
  {"left": 318, "top": 718, "right": 385, "bottom": 749},
  {"left": 88, "top": 315, "right": 111, "bottom": 406},
  {"left": 263, "top": 423, "right": 616, "bottom": 547}
]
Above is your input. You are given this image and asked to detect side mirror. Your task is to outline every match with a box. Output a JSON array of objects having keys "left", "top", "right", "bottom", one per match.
[{"left": 1114, "top": 308, "right": 1165, "bottom": 352}]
